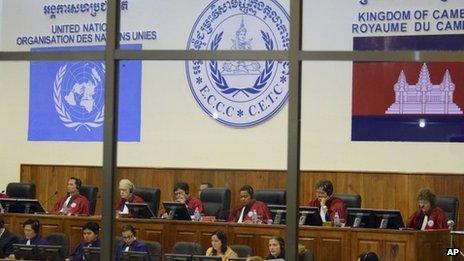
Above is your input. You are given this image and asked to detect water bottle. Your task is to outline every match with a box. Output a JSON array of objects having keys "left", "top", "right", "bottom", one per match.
[
  {"left": 194, "top": 207, "right": 201, "bottom": 221},
  {"left": 333, "top": 211, "right": 340, "bottom": 227},
  {"left": 251, "top": 209, "right": 258, "bottom": 224}
]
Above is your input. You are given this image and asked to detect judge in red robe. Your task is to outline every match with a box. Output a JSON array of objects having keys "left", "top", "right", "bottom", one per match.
[
  {"left": 307, "top": 179, "right": 346, "bottom": 222},
  {"left": 173, "top": 182, "right": 204, "bottom": 214},
  {"left": 406, "top": 188, "right": 447, "bottom": 230},
  {"left": 52, "top": 177, "right": 89, "bottom": 216},
  {"left": 115, "top": 179, "right": 145, "bottom": 214},
  {"left": 228, "top": 185, "right": 272, "bottom": 223}
]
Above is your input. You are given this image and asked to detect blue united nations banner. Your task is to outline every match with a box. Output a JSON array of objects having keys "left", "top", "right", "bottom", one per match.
[{"left": 28, "top": 45, "right": 141, "bottom": 141}]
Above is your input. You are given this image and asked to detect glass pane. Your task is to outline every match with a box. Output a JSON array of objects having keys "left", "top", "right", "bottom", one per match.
[
  {"left": 119, "top": 0, "right": 290, "bottom": 52},
  {"left": 303, "top": 0, "right": 464, "bottom": 51},
  {"left": 301, "top": 61, "right": 464, "bottom": 172},
  {"left": 115, "top": 60, "right": 288, "bottom": 256},
  {"left": 1, "top": 0, "right": 106, "bottom": 52}
]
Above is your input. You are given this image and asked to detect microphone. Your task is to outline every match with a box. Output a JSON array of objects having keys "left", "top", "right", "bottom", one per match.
[{"left": 43, "top": 191, "right": 58, "bottom": 206}]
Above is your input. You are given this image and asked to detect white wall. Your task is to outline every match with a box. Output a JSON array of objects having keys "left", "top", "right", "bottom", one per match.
[{"left": 1, "top": 0, "right": 463, "bottom": 189}]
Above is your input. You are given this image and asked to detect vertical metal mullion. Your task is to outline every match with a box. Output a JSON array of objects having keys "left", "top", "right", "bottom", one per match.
[
  {"left": 101, "top": 0, "right": 120, "bottom": 260},
  {"left": 286, "top": 0, "right": 302, "bottom": 260}
]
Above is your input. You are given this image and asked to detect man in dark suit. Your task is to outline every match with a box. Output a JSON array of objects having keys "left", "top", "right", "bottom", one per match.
[{"left": 0, "top": 217, "right": 19, "bottom": 258}]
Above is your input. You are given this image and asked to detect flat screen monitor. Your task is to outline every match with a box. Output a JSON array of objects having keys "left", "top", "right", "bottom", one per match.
[
  {"left": 192, "top": 255, "right": 222, "bottom": 261},
  {"left": 0, "top": 198, "right": 46, "bottom": 213},
  {"left": 299, "top": 206, "right": 323, "bottom": 226},
  {"left": 121, "top": 250, "right": 150, "bottom": 261},
  {"left": 268, "top": 204, "right": 287, "bottom": 224},
  {"left": 126, "top": 203, "right": 155, "bottom": 219},
  {"left": 83, "top": 246, "right": 101, "bottom": 261},
  {"left": 267, "top": 205, "right": 322, "bottom": 226},
  {"left": 36, "top": 244, "right": 63, "bottom": 261},
  {"left": 162, "top": 201, "right": 192, "bottom": 221},
  {"left": 346, "top": 208, "right": 405, "bottom": 229},
  {"left": 13, "top": 244, "right": 38, "bottom": 260},
  {"left": 164, "top": 253, "right": 192, "bottom": 261}
]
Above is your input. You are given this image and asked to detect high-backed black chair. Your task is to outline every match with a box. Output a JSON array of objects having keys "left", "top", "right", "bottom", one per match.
[
  {"left": 140, "top": 240, "right": 162, "bottom": 261},
  {"left": 6, "top": 182, "right": 36, "bottom": 199},
  {"left": 171, "top": 241, "right": 203, "bottom": 255},
  {"left": 230, "top": 244, "right": 252, "bottom": 257},
  {"left": 436, "top": 196, "right": 459, "bottom": 227},
  {"left": 254, "top": 189, "right": 286, "bottom": 205},
  {"left": 79, "top": 185, "right": 99, "bottom": 215},
  {"left": 45, "top": 232, "right": 69, "bottom": 260},
  {"left": 133, "top": 187, "right": 161, "bottom": 217},
  {"left": 200, "top": 187, "right": 231, "bottom": 219},
  {"left": 333, "top": 193, "right": 362, "bottom": 209}
]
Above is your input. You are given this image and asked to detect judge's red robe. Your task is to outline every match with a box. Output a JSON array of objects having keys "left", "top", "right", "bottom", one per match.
[
  {"left": 406, "top": 206, "right": 447, "bottom": 230},
  {"left": 53, "top": 193, "right": 90, "bottom": 215},
  {"left": 308, "top": 196, "right": 346, "bottom": 221},
  {"left": 228, "top": 200, "right": 272, "bottom": 223}
]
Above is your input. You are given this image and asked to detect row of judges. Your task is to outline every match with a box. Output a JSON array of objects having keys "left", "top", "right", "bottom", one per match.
[{"left": 6, "top": 176, "right": 448, "bottom": 229}]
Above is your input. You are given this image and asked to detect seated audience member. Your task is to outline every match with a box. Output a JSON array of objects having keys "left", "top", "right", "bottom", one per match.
[
  {"left": 173, "top": 181, "right": 204, "bottom": 214},
  {"left": 199, "top": 182, "right": 213, "bottom": 197},
  {"left": 0, "top": 217, "right": 19, "bottom": 258},
  {"left": 228, "top": 185, "right": 272, "bottom": 224},
  {"left": 66, "top": 222, "right": 100, "bottom": 261},
  {"left": 308, "top": 179, "right": 346, "bottom": 223},
  {"left": 115, "top": 224, "right": 150, "bottom": 261},
  {"left": 406, "top": 188, "right": 447, "bottom": 230},
  {"left": 115, "top": 179, "right": 145, "bottom": 215},
  {"left": 247, "top": 256, "right": 264, "bottom": 261},
  {"left": 53, "top": 177, "right": 90, "bottom": 216},
  {"left": 357, "top": 251, "right": 379, "bottom": 261},
  {"left": 205, "top": 230, "right": 238, "bottom": 260},
  {"left": 266, "top": 236, "right": 285, "bottom": 260},
  {"left": 19, "top": 219, "right": 48, "bottom": 245}
]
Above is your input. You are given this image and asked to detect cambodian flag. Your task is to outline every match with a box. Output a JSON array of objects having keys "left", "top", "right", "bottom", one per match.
[
  {"left": 352, "top": 35, "right": 464, "bottom": 142},
  {"left": 28, "top": 45, "right": 141, "bottom": 141}
]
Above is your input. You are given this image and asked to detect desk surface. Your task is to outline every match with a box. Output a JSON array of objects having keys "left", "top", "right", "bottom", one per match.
[{"left": 1, "top": 213, "right": 450, "bottom": 261}]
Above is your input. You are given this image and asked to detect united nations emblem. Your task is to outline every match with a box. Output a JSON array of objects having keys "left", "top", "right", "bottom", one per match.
[
  {"left": 186, "top": 0, "right": 290, "bottom": 127},
  {"left": 53, "top": 62, "right": 105, "bottom": 131}
]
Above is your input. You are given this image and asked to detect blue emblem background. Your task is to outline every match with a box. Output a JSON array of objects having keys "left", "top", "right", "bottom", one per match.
[{"left": 28, "top": 44, "right": 141, "bottom": 141}]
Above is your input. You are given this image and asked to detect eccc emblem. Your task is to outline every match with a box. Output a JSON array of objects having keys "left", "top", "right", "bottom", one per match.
[
  {"left": 186, "top": 0, "right": 290, "bottom": 127},
  {"left": 53, "top": 62, "right": 105, "bottom": 131}
]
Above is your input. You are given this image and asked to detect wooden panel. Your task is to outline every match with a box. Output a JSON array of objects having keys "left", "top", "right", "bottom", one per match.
[
  {"left": 384, "top": 241, "right": 406, "bottom": 261},
  {"left": 2, "top": 213, "right": 451, "bottom": 261}
]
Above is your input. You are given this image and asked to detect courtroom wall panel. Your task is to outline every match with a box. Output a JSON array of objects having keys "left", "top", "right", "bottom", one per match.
[{"left": 20, "top": 164, "right": 464, "bottom": 232}]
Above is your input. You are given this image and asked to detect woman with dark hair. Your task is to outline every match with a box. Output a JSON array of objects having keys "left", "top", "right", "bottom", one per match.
[
  {"left": 406, "top": 188, "right": 447, "bottom": 230},
  {"left": 205, "top": 230, "right": 238, "bottom": 260},
  {"left": 266, "top": 236, "right": 285, "bottom": 259}
]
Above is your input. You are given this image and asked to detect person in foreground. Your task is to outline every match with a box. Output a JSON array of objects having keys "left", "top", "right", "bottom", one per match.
[
  {"left": 9, "top": 219, "right": 48, "bottom": 259},
  {"left": 0, "top": 216, "right": 19, "bottom": 258},
  {"left": 266, "top": 236, "right": 285, "bottom": 260},
  {"left": 52, "top": 177, "right": 90, "bottom": 215},
  {"left": 228, "top": 185, "right": 272, "bottom": 223},
  {"left": 205, "top": 230, "right": 238, "bottom": 260},
  {"left": 406, "top": 188, "right": 447, "bottom": 230},
  {"left": 307, "top": 179, "right": 346, "bottom": 223},
  {"left": 66, "top": 222, "right": 100, "bottom": 261},
  {"left": 115, "top": 224, "right": 150, "bottom": 261}
]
